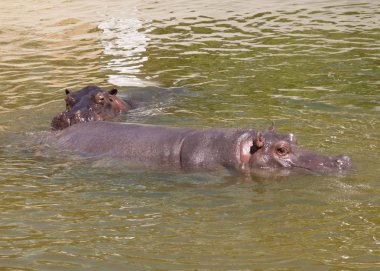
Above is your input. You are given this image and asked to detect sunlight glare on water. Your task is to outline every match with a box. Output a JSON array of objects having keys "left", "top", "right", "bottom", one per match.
[{"left": 0, "top": 0, "right": 379, "bottom": 270}]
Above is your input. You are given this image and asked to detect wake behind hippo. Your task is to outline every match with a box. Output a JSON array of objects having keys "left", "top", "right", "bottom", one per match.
[{"left": 52, "top": 121, "right": 352, "bottom": 175}]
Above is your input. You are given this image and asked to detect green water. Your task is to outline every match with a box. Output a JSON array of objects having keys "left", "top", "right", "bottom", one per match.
[{"left": 0, "top": 0, "right": 379, "bottom": 270}]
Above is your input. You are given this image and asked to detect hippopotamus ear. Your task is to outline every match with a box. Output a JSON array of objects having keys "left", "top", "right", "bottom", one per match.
[
  {"left": 240, "top": 132, "right": 265, "bottom": 165},
  {"left": 109, "top": 88, "right": 118, "bottom": 95},
  {"left": 256, "top": 131, "right": 265, "bottom": 148},
  {"left": 268, "top": 121, "right": 275, "bottom": 132}
]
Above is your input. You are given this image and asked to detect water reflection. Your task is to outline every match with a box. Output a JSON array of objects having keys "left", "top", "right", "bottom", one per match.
[
  {"left": 0, "top": 0, "right": 379, "bottom": 270},
  {"left": 99, "top": 16, "right": 151, "bottom": 86}
]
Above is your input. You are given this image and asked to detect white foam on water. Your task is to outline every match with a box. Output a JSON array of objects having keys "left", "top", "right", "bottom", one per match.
[{"left": 98, "top": 13, "right": 151, "bottom": 86}]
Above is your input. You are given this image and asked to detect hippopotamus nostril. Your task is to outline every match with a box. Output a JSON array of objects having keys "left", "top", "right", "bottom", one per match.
[
  {"left": 337, "top": 155, "right": 350, "bottom": 163},
  {"left": 335, "top": 155, "right": 352, "bottom": 169}
]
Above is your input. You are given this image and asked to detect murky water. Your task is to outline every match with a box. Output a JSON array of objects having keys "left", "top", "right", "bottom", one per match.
[{"left": 1, "top": 0, "right": 379, "bottom": 270}]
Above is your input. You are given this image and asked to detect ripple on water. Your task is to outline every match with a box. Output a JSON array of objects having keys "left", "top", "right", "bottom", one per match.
[{"left": 0, "top": 0, "right": 379, "bottom": 270}]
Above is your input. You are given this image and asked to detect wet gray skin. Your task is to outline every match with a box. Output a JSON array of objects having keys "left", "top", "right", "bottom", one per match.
[
  {"left": 51, "top": 86, "right": 131, "bottom": 130},
  {"left": 53, "top": 121, "right": 352, "bottom": 175}
]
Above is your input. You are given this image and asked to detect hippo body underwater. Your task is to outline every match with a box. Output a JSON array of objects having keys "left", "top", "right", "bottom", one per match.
[
  {"left": 51, "top": 86, "right": 133, "bottom": 130},
  {"left": 52, "top": 121, "right": 352, "bottom": 175}
]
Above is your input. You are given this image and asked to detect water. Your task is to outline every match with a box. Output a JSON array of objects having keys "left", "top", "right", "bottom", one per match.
[{"left": 1, "top": 0, "right": 379, "bottom": 270}]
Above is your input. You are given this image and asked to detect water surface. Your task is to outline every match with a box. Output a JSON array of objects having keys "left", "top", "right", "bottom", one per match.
[{"left": 0, "top": 0, "right": 379, "bottom": 270}]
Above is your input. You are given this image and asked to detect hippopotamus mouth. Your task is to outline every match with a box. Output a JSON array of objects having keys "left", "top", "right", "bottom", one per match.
[
  {"left": 265, "top": 151, "right": 353, "bottom": 176},
  {"left": 51, "top": 108, "right": 103, "bottom": 130},
  {"left": 289, "top": 153, "right": 352, "bottom": 173}
]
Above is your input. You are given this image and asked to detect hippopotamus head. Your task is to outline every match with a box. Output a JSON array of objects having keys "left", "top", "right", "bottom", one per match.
[
  {"left": 244, "top": 123, "right": 352, "bottom": 174},
  {"left": 51, "top": 86, "right": 129, "bottom": 130}
]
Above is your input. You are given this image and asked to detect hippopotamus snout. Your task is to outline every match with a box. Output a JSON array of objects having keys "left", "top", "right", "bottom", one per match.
[
  {"left": 51, "top": 108, "right": 92, "bottom": 130},
  {"left": 331, "top": 154, "right": 352, "bottom": 171},
  {"left": 298, "top": 153, "right": 352, "bottom": 173},
  {"left": 287, "top": 151, "right": 353, "bottom": 174}
]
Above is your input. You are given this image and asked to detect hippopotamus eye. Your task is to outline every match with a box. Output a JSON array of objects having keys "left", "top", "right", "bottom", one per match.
[
  {"left": 94, "top": 93, "right": 105, "bottom": 104},
  {"left": 275, "top": 143, "right": 290, "bottom": 156}
]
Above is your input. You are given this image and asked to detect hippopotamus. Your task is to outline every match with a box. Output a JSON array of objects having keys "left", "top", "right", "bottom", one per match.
[
  {"left": 51, "top": 86, "right": 133, "bottom": 130},
  {"left": 52, "top": 121, "right": 352, "bottom": 175}
]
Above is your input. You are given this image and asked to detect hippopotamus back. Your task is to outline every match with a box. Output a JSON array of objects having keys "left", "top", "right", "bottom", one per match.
[
  {"left": 54, "top": 121, "right": 255, "bottom": 170},
  {"left": 55, "top": 121, "right": 195, "bottom": 166}
]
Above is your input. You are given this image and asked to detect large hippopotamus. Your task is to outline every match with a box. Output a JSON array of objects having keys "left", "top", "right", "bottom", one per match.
[
  {"left": 51, "top": 86, "right": 133, "bottom": 130},
  {"left": 52, "top": 121, "right": 352, "bottom": 175}
]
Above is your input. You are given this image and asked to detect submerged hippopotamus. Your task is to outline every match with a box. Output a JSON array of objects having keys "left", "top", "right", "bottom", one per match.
[
  {"left": 51, "top": 86, "right": 133, "bottom": 130},
  {"left": 52, "top": 121, "right": 352, "bottom": 175}
]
